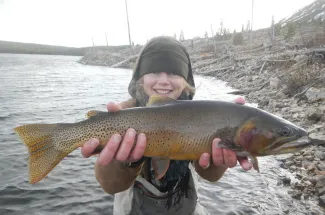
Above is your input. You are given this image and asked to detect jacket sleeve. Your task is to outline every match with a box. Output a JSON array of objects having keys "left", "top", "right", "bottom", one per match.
[
  {"left": 95, "top": 160, "right": 144, "bottom": 194},
  {"left": 192, "top": 161, "right": 228, "bottom": 182}
]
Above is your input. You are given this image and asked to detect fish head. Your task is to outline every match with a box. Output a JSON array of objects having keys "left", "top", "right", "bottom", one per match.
[{"left": 235, "top": 115, "right": 310, "bottom": 156}]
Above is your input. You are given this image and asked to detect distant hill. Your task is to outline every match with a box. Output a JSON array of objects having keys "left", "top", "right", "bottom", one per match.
[
  {"left": 274, "top": 0, "right": 325, "bottom": 48},
  {"left": 278, "top": 0, "right": 325, "bottom": 25},
  {"left": 0, "top": 40, "right": 130, "bottom": 56}
]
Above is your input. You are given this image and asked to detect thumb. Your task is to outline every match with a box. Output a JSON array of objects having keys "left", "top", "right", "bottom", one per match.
[
  {"left": 233, "top": 96, "right": 245, "bottom": 105},
  {"left": 106, "top": 102, "right": 122, "bottom": 112}
]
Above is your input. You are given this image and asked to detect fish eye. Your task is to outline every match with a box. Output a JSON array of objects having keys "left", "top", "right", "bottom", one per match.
[
  {"left": 281, "top": 127, "right": 291, "bottom": 136},
  {"left": 252, "top": 128, "right": 259, "bottom": 135}
]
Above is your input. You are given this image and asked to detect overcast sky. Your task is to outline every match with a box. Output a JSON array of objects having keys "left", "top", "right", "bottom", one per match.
[{"left": 0, "top": 0, "right": 315, "bottom": 47}]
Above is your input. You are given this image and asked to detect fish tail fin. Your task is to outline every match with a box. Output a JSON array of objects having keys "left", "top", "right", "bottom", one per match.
[{"left": 14, "top": 124, "right": 72, "bottom": 184}]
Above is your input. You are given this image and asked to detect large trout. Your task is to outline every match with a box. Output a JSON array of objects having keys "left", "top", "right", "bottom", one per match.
[{"left": 14, "top": 96, "right": 310, "bottom": 184}]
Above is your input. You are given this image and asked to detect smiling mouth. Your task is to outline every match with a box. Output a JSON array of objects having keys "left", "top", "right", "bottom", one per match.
[{"left": 154, "top": 89, "right": 172, "bottom": 94}]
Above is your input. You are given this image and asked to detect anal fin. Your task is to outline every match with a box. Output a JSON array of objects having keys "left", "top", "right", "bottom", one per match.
[{"left": 151, "top": 157, "right": 170, "bottom": 179}]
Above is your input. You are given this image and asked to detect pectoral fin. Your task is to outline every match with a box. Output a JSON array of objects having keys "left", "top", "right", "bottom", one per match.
[
  {"left": 218, "top": 138, "right": 244, "bottom": 151},
  {"left": 248, "top": 155, "right": 259, "bottom": 172},
  {"left": 151, "top": 157, "right": 170, "bottom": 179}
]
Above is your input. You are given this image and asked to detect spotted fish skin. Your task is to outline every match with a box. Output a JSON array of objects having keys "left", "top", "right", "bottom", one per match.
[{"left": 14, "top": 97, "right": 310, "bottom": 184}]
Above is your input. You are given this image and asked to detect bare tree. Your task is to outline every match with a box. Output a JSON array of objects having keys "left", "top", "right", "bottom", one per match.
[
  {"left": 271, "top": 16, "right": 275, "bottom": 41},
  {"left": 125, "top": 0, "right": 132, "bottom": 46},
  {"left": 179, "top": 30, "right": 185, "bottom": 41}
]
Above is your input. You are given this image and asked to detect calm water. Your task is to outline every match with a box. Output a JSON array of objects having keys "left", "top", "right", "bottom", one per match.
[{"left": 0, "top": 53, "right": 323, "bottom": 215}]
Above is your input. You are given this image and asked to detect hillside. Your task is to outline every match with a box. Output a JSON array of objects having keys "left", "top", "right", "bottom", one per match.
[
  {"left": 0, "top": 40, "right": 130, "bottom": 56},
  {"left": 279, "top": 0, "right": 325, "bottom": 25},
  {"left": 0, "top": 40, "right": 84, "bottom": 56}
]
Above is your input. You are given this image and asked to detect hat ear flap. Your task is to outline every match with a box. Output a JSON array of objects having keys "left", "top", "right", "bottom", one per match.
[
  {"left": 128, "top": 79, "right": 138, "bottom": 99},
  {"left": 178, "top": 91, "right": 190, "bottom": 101},
  {"left": 185, "top": 52, "right": 195, "bottom": 99}
]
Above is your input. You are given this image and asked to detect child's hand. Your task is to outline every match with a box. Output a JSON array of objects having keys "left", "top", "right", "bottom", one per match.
[{"left": 197, "top": 96, "right": 252, "bottom": 171}]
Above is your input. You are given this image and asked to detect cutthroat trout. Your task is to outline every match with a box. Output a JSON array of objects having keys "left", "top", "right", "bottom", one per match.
[{"left": 14, "top": 96, "right": 310, "bottom": 184}]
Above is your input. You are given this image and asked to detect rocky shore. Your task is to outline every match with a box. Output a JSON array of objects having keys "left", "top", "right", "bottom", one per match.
[{"left": 199, "top": 51, "right": 325, "bottom": 207}]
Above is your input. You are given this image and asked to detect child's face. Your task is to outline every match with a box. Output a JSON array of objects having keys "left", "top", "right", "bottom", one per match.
[{"left": 142, "top": 72, "right": 185, "bottom": 99}]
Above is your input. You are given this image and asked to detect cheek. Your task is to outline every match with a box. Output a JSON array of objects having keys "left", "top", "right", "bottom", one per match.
[
  {"left": 250, "top": 136, "right": 271, "bottom": 154},
  {"left": 239, "top": 131, "right": 253, "bottom": 151},
  {"left": 143, "top": 76, "right": 155, "bottom": 95},
  {"left": 143, "top": 84, "right": 151, "bottom": 95},
  {"left": 143, "top": 76, "right": 154, "bottom": 86},
  {"left": 171, "top": 79, "right": 185, "bottom": 91},
  {"left": 239, "top": 130, "right": 273, "bottom": 154}
]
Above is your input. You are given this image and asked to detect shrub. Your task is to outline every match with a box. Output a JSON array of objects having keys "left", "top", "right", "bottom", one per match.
[
  {"left": 283, "top": 59, "right": 323, "bottom": 95},
  {"left": 232, "top": 32, "right": 244, "bottom": 45}
]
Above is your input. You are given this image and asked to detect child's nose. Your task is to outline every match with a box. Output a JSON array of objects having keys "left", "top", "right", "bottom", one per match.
[{"left": 158, "top": 72, "right": 169, "bottom": 82}]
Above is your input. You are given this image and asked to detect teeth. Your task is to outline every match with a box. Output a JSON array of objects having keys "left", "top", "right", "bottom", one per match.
[{"left": 155, "top": 90, "right": 171, "bottom": 94}]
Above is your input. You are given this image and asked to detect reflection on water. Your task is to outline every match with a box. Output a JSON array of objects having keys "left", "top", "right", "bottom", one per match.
[{"left": 0, "top": 53, "right": 322, "bottom": 215}]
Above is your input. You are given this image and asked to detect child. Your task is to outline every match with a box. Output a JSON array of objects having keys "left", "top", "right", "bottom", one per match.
[{"left": 81, "top": 36, "right": 252, "bottom": 215}]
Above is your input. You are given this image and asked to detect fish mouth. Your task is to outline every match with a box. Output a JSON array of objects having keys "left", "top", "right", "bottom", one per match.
[{"left": 265, "top": 136, "right": 311, "bottom": 155}]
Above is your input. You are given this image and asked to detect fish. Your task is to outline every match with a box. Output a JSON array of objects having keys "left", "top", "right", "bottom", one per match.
[{"left": 14, "top": 96, "right": 311, "bottom": 184}]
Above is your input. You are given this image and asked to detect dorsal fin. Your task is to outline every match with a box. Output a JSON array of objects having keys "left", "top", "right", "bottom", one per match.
[
  {"left": 85, "top": 110, "right": 107, "bottom": 119},
  {"left": 146, "top": 95, "right": 177, "bottom": 107}
]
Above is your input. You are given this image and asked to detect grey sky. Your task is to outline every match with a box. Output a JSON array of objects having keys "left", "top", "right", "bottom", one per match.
[{"left": 0, "top": 0, "right": 315, "bottom": 47}]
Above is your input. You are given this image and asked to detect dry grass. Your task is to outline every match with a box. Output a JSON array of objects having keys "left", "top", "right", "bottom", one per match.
[{"left": 283, "top": 57, "right": 324, "bottom": 95}]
